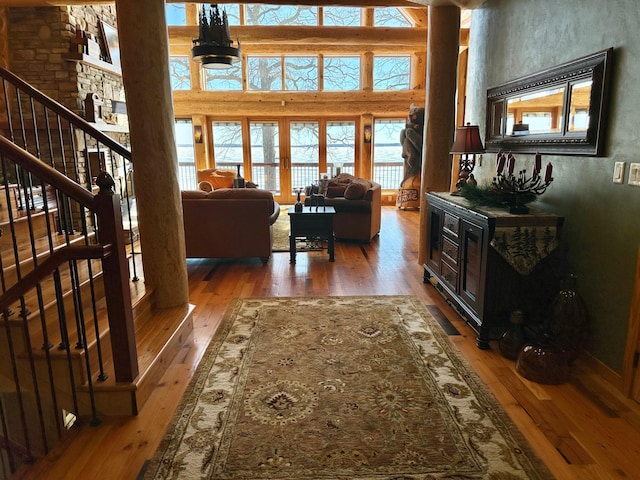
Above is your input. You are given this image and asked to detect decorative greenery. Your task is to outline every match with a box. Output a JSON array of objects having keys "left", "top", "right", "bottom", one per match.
[{"left": 459, "top": 183, "right": 537, "bottom": 209}]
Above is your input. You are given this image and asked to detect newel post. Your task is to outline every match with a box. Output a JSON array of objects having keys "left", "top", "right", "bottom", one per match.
[{"left": 94, "top": 173, "right": 139, "bottom": 383}]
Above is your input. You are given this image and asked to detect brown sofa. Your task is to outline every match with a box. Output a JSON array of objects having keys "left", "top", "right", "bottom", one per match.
[
  {"left": 305, "top": 174, "right": 382, "bottom": 242},
  {"left": 181, "top": 188, "right": 280, "bottom": 263}
]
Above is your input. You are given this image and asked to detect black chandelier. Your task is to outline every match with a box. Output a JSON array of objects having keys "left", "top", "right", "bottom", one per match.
[{"left": 191, "top": 4, "right": 241, "bottom": 69}]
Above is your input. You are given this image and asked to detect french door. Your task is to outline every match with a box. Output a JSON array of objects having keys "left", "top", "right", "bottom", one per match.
[
  {"left": 249, "top": 119, "right": 321, "bottom": 204},
  {"left": 211, "top": 118, "right": 356, "bottom": 204}
]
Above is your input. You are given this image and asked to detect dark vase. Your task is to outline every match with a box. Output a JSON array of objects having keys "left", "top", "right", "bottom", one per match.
[
  {"left": 499, "top": 309, "right": 526, "bottom": 360},
  {"left": 294, "top": 189, "right": 303, "bottom": 212},
  {"left": 549, "top": 274, "right": 589, "bottom": 364},
  {"left": 233, "top": 164, "right": 245, "bottom": 188},
  {"left": 516, "top": 333, "right": 570, "bottom": 384}
]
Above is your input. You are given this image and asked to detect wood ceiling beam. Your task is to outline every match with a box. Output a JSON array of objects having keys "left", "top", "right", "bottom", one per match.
[
  {"left": 0, "top": 0, "right": 486, "bottom": 8},
  {"left": 169, "top": 25, "right": 429, "bottom": 47}
]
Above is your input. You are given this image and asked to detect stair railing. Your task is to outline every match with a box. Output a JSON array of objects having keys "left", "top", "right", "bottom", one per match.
[
  {"left": 0, "top": 66, "right": 139, "bottom": 282},
  {"left": 0, "top": 66, "right": 141, "bottom": 475},
  {"left": 0, "top": 136, "right": 139, "bottom": 382},
  {"left": 0, "top": 137, "right": 139, "bottom": 475}
]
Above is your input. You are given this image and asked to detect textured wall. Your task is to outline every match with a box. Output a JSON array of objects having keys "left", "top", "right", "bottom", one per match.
[{"left": 466, "top": 0, "right": 640, "bottom": 372}]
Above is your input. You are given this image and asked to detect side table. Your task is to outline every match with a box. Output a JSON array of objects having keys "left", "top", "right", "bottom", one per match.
[{"left": 288, "top": 206, "right": 336, "bottom": 264}]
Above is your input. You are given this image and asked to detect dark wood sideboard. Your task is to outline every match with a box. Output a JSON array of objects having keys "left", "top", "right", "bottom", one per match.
[{"left": 423, "top": 192, "right": 564, "bottom": 349}]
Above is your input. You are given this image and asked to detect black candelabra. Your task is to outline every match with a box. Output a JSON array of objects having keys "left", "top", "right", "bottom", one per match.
[{"left": 493, "top": 151, "right": 553, "bottom": 214}]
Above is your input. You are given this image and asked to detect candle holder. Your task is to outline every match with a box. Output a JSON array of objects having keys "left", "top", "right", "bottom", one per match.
[{"left": 493, "top": 151, "right": 553, "bottom": 214}]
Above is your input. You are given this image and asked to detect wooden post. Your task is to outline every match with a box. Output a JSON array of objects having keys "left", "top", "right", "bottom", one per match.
[
  {"left": 418, "top": 6, "right": 460, "bottom": 266},
  {"left": 115, "top": 0, "right": 189, "bottom": 309},
  {"left": 94, "top": 175, "right": 138, "bottom": 383}
]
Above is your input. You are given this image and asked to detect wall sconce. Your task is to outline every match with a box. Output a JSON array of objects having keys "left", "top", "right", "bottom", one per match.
[
  {"left": 450, "top": 122, "right": 484, "bottom": 193},
  {"left": 194, "top": 125, "right": 203, "bottom": 144},
  {"left": 364, "top": 125, "right": 372, "bottom": 143}
]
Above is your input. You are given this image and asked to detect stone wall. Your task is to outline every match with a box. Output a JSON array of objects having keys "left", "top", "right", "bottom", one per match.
[{"left": 8, "top": 5, "right": 126, "bottom": 132}]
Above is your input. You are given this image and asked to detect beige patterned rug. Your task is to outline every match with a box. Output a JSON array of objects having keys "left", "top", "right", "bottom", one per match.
[{"left": 144, "top": 296, "right": 554, "bottom": 479}]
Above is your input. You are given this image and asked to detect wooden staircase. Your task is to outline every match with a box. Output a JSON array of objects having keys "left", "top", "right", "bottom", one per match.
[
  {"left": 0, "top": 64, "right": 193, "bottom": 476},
  {"left": 0, "top": 180, "right": 194, "bottom": 475}
]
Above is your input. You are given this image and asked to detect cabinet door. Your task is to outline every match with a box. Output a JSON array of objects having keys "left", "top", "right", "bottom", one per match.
[
  {"left": 426, "top": 204, "right": 443, "bottom": 272},
  {"left": 459, "top": 220, "right": 485, "bottom": 314}
]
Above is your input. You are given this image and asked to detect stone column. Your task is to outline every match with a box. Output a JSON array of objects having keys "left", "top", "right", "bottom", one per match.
[
  {"left": 418, "top": 6, "right": 460, "bottom": 266},
  {"left": 115, "top": 0, "right": 189, "bottom": 308}
]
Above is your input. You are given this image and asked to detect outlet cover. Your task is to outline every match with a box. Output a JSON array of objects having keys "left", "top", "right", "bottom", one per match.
[
  {"left": 630, "top": 163, "right": 640, "bottom": 186},
  {"left": 613, "top": 162, "right": 625, "bottom": 183}
]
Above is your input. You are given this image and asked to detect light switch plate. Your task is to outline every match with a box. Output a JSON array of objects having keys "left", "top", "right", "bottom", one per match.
[
  {"left": 613, "top": 162, "right": 625, "bottom": 183},
  {"left": 630, "top": 163, "right": 640, "bottom": 186}
]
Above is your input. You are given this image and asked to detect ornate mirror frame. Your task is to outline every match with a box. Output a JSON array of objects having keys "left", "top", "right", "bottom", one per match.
[{"left": 485, "top": 48, "right": 613, "bottom": 156}]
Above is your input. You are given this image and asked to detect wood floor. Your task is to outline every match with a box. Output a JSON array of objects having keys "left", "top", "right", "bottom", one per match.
[{"left": 14, "top": 206, "right": 640, "bottom": 480}]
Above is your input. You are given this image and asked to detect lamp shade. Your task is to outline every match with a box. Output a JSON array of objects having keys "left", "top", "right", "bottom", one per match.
[{"left": 450, "top": 123, "right": 485, "bottom": 154}]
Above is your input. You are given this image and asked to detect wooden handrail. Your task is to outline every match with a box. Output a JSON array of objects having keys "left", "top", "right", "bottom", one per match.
[
  {"left": 0, "top": 66, "right": 131, "bottom": 160},
  {"left": 0, "top": 244, "right": 110, "bottom": 313}
]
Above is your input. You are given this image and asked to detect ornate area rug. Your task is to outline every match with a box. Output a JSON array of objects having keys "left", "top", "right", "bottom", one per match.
[{"left": 144, "top": 296, "right": 553, "bottom": 479}]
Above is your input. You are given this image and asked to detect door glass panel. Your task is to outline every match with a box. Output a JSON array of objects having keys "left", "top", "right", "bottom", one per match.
[
  {"left": 212, "top": 121, "right": 244, "bottom": 175},
  {"left": 372, "top": 119, "right": 404, "bottom": 189},
  {"left": 250, "top": 122, "right": 280, "bottom": 193},
  {"left": 327, "top": 121, "right": 355, "bottom": 176},
  {"left": 290, "top": 122, "right": 319, "bottom": 192},
  {"left": 174, "top": 119, "right": 196, "bottom": 190}
]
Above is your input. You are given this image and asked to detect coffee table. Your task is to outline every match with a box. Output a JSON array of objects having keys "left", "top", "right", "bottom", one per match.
[{"left": 288, "top": 206, "right": 336, "bottom": 264}]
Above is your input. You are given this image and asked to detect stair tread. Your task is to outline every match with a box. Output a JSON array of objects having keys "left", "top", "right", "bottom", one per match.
[{"left": 92, "top": 300, "right": 193, "bottom": 390}]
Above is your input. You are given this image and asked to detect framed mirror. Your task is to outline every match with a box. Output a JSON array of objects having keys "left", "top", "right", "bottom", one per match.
[{"left": 485, "top": 48, "right": 613, "bottom": 156}]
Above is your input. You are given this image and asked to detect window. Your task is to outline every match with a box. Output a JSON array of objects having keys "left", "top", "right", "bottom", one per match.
[
  {"left": 326, "top": 121, "right": 355, "bottom": 176},
  {"left": 374, "top": 8, "right": 411, "bottom": 27},
  {"left": 285, "top": 56, "right": 318, "bottom": 91},
  {"left": 221, "top": 4, "right": 241, "bottom": 25},
  {"left": 203, "top": 64, "right": 242, "bottom": 91},
  {"left": 169, "top": 57, "right": 191, "bottom": 91},
  {"left": 522, "top": 112, "right": 554, "bottom": 133},
  {"left": 323, "top": 7, "right": 361, "bottom": 26},
  {"left": 212, "top": 122, "right": 244, "bottom": 174},
  {"left": 372, "top": 119, "right": 404, "bottom": 189},
  {"left": 373, "top": 56, "right": 410, "bottom": 90},
  {"left": 245, "top": 4, "right": 318, "bottom": 25},
  {"left": 165, "top": 3, "right": 186, "bottom": 25},
  {"left": 248, "top": 57, "right": 282, "bottom": 90},
  {"left": 323, "top": 56, "right": 360, "bottom": 91},
  {"left": 174, "top": 119, "right": 196, "bottom": 190}
]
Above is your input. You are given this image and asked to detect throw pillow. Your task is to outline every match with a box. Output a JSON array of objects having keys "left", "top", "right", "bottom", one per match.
[
  {"left": 198, "top": 181, "right": 213, "bottom": 192},
  {"left": 344, "top": 179, "right": 370, "bottom": 200},
  {"left": 334, "top": 173, "right": 355, "bottom": 184},
  {"left": 198, "top": 169, "right": 235, "bottom": 189},
  {"left": 326, "top": 181, "right": 348, "bottom": 198}
]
